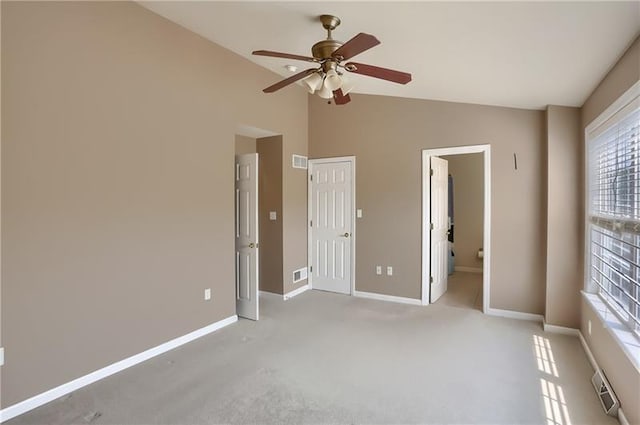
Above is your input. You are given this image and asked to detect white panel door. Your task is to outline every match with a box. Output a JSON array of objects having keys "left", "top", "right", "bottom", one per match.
[
  {"left": 310, "top": 161, "right": 353, "bottom": 294},
  {"left": 430, "top": 156, "right": 449, "bottom": 302},
  {"left": 235, "top": 153, "right": 259, "bottom": 320}
]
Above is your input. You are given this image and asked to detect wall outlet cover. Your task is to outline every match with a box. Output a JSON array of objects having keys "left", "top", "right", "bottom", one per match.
[
  {"left": 387, "top": 266, "right": 393, "bottom": 276},
  {"left": 204, "top": 288, "right": 211, "bottom": 301},
  {"left": 357, "top": 209, "right": 363, "bottom": 218},
  {"left": 376, "top": 266, "right": 382, "bottom": 275},
  {"left": 269, "top": 211, "right": 277, "bottom": 221}
]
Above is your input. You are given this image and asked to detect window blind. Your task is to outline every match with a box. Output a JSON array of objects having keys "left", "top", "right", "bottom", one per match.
[{"left": 588, "top": 107, "right": 640, "bottom": 333}]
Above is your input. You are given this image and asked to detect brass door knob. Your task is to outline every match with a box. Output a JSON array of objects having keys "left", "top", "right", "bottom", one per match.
[
  {"left": 249, "top": 243, "right": 255, "bottom": 248},
  {"left": 341, "top": 232, "right": 350, "bottom": 238}
]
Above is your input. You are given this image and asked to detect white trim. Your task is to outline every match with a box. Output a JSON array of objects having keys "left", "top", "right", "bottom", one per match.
[
  {"left": 578, "top": 331, "right": 630, "bottom": 425},
  {"left": 422, "top": 144, "right": 491, "bottom": 313},
  {"left": 0, "top": 315, "right": 238, "bottom": 423},
  {"left": 619, "top": 408, "right": 630, "bottom": 425},
  {"left": 307, "top": 156, "right": 356, "bottom": 296},
  {"left": 259, "top": 290, "right": 281, "bottom": 299},
  {"left": 487, "top": 308, "right": 543, "bottom": 322},
  {"left": 542, "top": 320, "right": 580, "bottom": 336},
  {"left": 283, "top": 284, "right": 310, "bottom": 300},
  {"left": 353, "top": 290, "right": 422, "bottom": 306},
  {"left": 585, "top": 80, "right": 640, "bottom": 135},
  {"left": 454, "top": 266, "right": 483, "bottom": 274},
  {"left": 578, "top": 331, "right": 599, "bottom": 372}
]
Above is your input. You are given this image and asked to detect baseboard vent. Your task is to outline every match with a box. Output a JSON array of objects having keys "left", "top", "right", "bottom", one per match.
[
  {"left": 592, "top": 369, "right": 619, "bottom": 416},
  {"left": 293, "top": 267, "right": 308, "bottom": 283},
  {"left": 292, "top": 154, "right": 308, "bottom": 169}
]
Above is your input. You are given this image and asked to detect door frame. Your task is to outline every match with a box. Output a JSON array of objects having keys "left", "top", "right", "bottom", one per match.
[
  {"left": 421, "top": 145, "right": 491, "bottom": 312},
  {"left": 307, "top": 156, "right": 356, "bottom": 295}
]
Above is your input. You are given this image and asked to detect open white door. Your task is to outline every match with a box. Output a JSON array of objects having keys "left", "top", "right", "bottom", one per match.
[
  {"left": 235, "top": 153, "right": 259, "bottom": 320},
  {"left": 309, "top": 159, "right": 354, "bottom": 295},
  {"left": 430, "top": 156, "right": 449, "bottom": 302}
]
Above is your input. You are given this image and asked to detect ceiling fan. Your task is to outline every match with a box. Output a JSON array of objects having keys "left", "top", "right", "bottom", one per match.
[{"left": 253, "top": 15, "right": 412, "bottom": 105}]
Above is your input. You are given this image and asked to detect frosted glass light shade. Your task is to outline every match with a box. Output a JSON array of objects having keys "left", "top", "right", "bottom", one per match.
[
  {"left": 324, "top": 69, "right": 343, "bottom": 91},
  {"left": 317, "top": 82, "right": 334, "bottom": 99},
  {"left": 340, "top": 75, "right": 355, "bottom": 95},
  {"left": 302, "top": 72, "right": 323, "bottom": 93}
]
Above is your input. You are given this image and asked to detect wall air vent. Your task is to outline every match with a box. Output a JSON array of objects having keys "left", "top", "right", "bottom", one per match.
[
  {"left": 591, "top": 369, "right": 619, "bottom": 416},
  {"left": 292, "top": 154, "right": 308, "bottom": 169},
  {"left": 293, "top": 267, "right": 308, "bottom": 283}
]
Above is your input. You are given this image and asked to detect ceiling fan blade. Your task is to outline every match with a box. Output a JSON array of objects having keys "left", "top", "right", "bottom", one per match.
[
  {"left": 263, "top": 68, "right": 318, "bottom": 93},
  {"left": 253, "top": 50, "right": 317, "bottom": 63},
  {"left": 345, "top": 62, "right": 412, "bottom": 84},
  {"left": 331, "top": 33, "right": 380, "bottom": 61},
  {"left": 333, "top": 88, "right": 351, "bottom": 105}
]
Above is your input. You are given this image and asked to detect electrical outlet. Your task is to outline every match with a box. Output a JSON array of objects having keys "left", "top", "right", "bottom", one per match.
[
  {"left": 204, "top": 288, "right": 211, "bottom": 301},
  {"left": 269, "top": 211, "right": 277, "bottom": 221},
  {"left": 376, "top": 266, "right": 382, "bottom": 275},
  {"left": 387, "top": 266, "right": 393, "bottom": 276}
]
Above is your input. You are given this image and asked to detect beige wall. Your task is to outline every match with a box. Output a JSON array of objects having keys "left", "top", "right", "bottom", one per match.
[
  {"left": 544, "top": 106, "right": 581, "bottom": 328},
  {"left": 442, "top": 153, "right": 484, "bottom": 270},
  {"left": 309, "top": 95, "right": 546, "bottom": 310},
  {"left": 257, "top": 136, "right": 283, "bottom": 294},
  {"left": 579, "top": 36, "right": 640, "bottom": 425},
  {"left": 235, "top": 135, "right": 257, "bottom": 155},
  {"left": 1, "top": 1, "right": 307, "bottom": 407}
]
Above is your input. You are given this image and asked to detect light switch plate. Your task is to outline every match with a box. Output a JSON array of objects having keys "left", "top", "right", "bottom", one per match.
[
  {"left": 357, "top": 209, "right": 363, "bottom": 218},
  {"left": 387, "top": 266, "right": 393, "bottom": 276},
  {"left": 376, "top": 266, "right": 382, "bottom": 275},
  {"left": 204, "top": 288, "right": 211, "bottom": 301},
  {"left": 269, "top": 211, "right": 277, "bottom": 221},
  {"left": 0, "top": 347, "right": 4, "bottom": 366}
]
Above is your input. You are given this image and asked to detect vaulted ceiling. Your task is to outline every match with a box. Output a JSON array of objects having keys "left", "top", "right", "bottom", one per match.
[{"left": 140, "top": 1, "right": 640, "bottom": 110}]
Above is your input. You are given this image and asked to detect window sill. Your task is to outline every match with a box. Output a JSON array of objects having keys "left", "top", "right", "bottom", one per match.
[{"left": 582, "top": 291, "right": 640, "bottom": 373}]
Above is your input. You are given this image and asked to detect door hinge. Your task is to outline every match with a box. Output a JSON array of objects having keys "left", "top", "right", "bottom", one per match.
[
  {"left": 430, "top": 276, "right": 433, "bottom": 283},
  {"left": 310, "top": 174, "right": 313, "bottom": 181},
  {"left": 430, "top": 223, "right": 434, "bottom": 230},
  {"left": 430, "top": 169, "right": 434, "bottom": 176},
  {"left": 310, "top": 220, "right": 313, "bottom": 227},
  {"left": 310, "top": 265, "right": 313, "bottom": 272}
]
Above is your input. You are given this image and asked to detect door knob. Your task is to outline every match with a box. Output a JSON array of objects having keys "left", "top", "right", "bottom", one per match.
[
  {"left": 249, "top": 243, "right": 255, "bottom": 248},
  {"left": 341, "top": 232, "right": 350, "bottom": 238}
]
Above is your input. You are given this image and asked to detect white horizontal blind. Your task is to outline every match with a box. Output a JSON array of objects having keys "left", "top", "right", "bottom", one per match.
[{"left": 588, "top": 106, "right": 640, "bottom": 334}]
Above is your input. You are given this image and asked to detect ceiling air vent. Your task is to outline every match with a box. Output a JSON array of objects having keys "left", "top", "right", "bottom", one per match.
[{"left": 292, "top": 154, "right": 308, "bottom": 170}]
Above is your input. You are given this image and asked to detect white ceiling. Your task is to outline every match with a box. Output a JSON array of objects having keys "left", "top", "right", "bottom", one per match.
[{"left": 139, "top": 1, "right": 640, "bottom": 110}]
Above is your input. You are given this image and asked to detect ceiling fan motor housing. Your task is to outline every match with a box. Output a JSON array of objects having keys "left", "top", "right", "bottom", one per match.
[{"left": 312, "top": 39, "right": 343, "bottom": 60}]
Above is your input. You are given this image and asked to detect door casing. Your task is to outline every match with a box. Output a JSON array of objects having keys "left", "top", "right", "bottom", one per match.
[
  {"left": 421, "top": 145, "right": 491, "bottom": 312},
  {"left": 307, "top": 156, "right": 356, "bottom": 295}
]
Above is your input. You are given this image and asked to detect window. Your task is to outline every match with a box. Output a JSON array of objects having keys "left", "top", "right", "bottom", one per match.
[{"left": 587, "top": 94, "right": 640, "bottom": 337}]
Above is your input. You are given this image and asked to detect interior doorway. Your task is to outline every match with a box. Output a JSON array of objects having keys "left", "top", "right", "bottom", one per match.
[
  {"left": 422, "top": 145, "right": 491, "bottom": 312},
  {"left": 234, "top": 126, "right": 284, "bottom": 320}
]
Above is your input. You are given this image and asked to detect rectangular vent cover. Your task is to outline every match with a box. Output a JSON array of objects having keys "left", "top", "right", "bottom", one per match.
[
  {"left": 592, "top": 369, "right": 619, "bottom": 416},
  {"left": 293, "top": 267, "right": 308, "bottom": 283},
  {"left": 292, "top": 155, "right": 308, "bottom": 169}
]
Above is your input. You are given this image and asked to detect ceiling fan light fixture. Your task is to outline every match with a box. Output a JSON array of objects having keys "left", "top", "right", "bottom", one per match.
[
  {"left": 324, "top": 69, "right": 343, "bottom": 91},
  {"left": 340, "top": 74, "right": 355, "bottom": 95},
  {"left": 302, "top": 72, "right": 323, "bottom": 93},
  {"left": 317, "top": 82, "right": 334, "bottom": 99}
]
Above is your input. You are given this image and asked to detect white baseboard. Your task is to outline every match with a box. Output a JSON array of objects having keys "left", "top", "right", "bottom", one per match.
[
  {"left": 283, "top": 284, "right": 310, "bottom": 300},
  {"left": 259, "top": 290, "right": 282, "bottom": 299},
  {"left": 619, "top": 408, "right": 630, "bottom": 425},
  {"left": 578, "top": 332, "right": 629, "bottom": 425},
  {"left": 487, "top": 308, "right": 544, "bottom": 322},
  {"left": 454, "top": 266, "right": 483, "bottom": 274},
  {"left": 0, "top": 315, "right": 238, "bottom": 423},
  {"left": 578, "top": 331, "right": 599, "bottom": 373},
  {"left": 543, "top": 320, "right": 580, "bottom": 336},
  {"left": 353, "top": 290, "right": 422, "bottom": 306}
]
